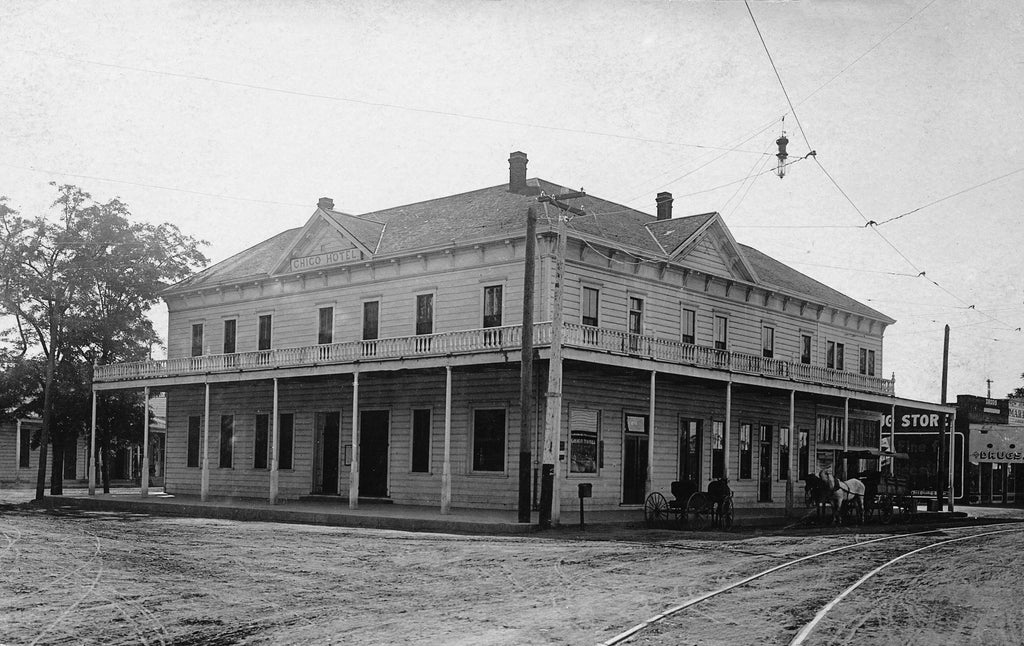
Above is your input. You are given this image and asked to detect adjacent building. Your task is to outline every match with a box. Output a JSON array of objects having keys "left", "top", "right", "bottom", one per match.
[{"left": 91, "top": 152, "right": 953, "bottom": 520}]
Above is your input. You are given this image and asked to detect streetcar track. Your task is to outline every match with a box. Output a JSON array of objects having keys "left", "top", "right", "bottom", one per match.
[{"left": 597, "top": 522, "right": 1024, "bottom": 646}]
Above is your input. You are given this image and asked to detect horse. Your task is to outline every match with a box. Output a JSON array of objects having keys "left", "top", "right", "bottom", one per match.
[
  {"left": 817, "top": 470, "right": 866, "bottom": 525},
  {"left": 803, "top": 473, "right": 834, "bottom": 523},
  {"left": 707, "top": 478, "right": 732, "bottom": 528}
]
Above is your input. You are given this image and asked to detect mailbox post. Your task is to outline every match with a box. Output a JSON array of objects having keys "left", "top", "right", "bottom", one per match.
[{"left": 577, "top": 483, "right": 592, "bottom": 528}]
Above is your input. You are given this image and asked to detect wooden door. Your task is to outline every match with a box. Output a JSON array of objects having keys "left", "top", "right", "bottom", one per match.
[{"left": 359, "top": 410, "right": 390, "bottom": 498}]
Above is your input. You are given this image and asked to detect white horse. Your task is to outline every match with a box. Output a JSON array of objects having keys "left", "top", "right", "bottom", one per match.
[{"left": 817, "top": 470, "right": 865, "bottom": 524}]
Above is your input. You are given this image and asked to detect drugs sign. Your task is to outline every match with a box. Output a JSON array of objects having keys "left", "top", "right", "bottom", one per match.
[{"left": 969, "top": 424, "right": 1024, "bottom": 463}]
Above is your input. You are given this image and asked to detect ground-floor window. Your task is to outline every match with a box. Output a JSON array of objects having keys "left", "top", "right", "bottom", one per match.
[
  {"left": 817, "top": 415, "right": 843, "bottom": 445},
  {"left": 19, "top": 426, "right": 32, "bottom": 468},
  {"left": 254, "top": 414, "right": 269, "bottom": 469},
  {"left": 711, "top": 420, "right": 724, "bottom": 479},
  {"left": 779, "top": 426, "right": 790, "bottom": 481},
  {"left": 799, "top": 429, "right": 809, "bottom": 479},
  {"left": 570, "top": 409, "right": 600, "bottom": 474},
  {"left": 739, "top": 423, "right": 752, "bottom": 479},
  {"left": 758, "top": 424, "right": 772, "bottom": 501},
  {"left": 411, "top": 409, "right": 431, "bottom": 473},
  {"left": 472, "top": 408, "right": 506, "bottom": 472},
  {"left": 678, "top": 418, "right": 701, "bottom": 483},
  {"left": 278, "top": 413, "right": 294, "bottom": 470},
  {"left": 187, "top": 416, "right": 201, "bottom": 467},
  {"left": 219, "top": 415, "right": 234, "bottom": 468}
]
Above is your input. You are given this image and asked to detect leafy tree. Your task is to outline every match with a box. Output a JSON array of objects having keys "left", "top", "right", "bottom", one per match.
[
  {"left": 0, "top": 185, "right": 206, "bottom": 499},
  {"left": 1009, "top": 375, "right": 1024, "bottom": 399}
]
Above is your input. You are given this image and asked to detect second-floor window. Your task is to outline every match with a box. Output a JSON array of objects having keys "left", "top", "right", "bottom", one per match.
[
  {"left": 714, "top": 315, "right": 728, "bottom": 350},
  {"left": 223, "top": 320, "right": 236, "bottom": 354},
  {"left": 800, "top": 334, "right": 812, "bottom": 364},
  {"left": 859, "top": 348, "right": 876, "bottom": 376},
  {"left": 628, "top": 297, "right": 643, "bottom": 335},
  {"left": 191, "top": 323, "right": 204, "bottom": 357},
  {"left": 416, "top": 294, "right": 434, "bottom": 335},
  {"left": 681, "top": 308, "right": 695, "bottom": 344},
  {"left": 483, "top": 285, "right": 503, "bottom": 328},
  {"left": 258, "top": 315, "right": 272, "bottom": 351},
  {"left": 827, "top": 341, "right": 845, "bottom": 370},
  {"left": 762, "top": 325, "right": 774, "bottom": 359},
  {"left": 318, "top": 307, "right": 334, "bottom": 345},
  {"left": 363, "top": 301, "right": 379, "bottom": 340},
  {"left": 582, "top": 287, "right": 599, "bottom": 327}
]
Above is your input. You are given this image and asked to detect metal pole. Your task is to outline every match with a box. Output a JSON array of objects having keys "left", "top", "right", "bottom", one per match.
[
  {"left": 518, "top": 206, "right": 536, "bottom": 523},
  {"left": 141, "top": 386, "right": 150, "bottom": 497},
  {"left": 786, "top": 389, "right": 795, "bottom": 516},
  {"left": 842, "top": 397, "right": 849, "bottom": 478},
  {"left": 89, "top": 391, "right": 97, "bottom": 495},
  {"left": 442, "top": 364, "right": 452, "bottom": 515},
  {"left": 948, "top": 411, "right": 956, "bottom": 512},
  {"left": 349, "top": 369, "right": 360, "bottom": 509},
  {"left": 890, "top": 403, "right": 897, "bottom": 476}
]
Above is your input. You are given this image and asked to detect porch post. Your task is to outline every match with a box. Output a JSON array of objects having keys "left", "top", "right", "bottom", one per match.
[
  {"left": 89, "top": 390, "right": 97, "bottom": 495},
  {"left": 786, "top": 389, "right": 795, "bottom": 515},
  {"left": 724, "top": 381, "right": 732, "bottom": 480},
  {"left": 646, "top": 370, "right": 656, "bottom": 496},
  {"left": 141, "top": 386, "right": 150, "bottom": 497},
  {"left": 441, "top": 364, "right": 452, "bottom": 515},
  {"left": 889, "top": 403, "right": 897, "bottom": 475},
  {"left": 841, "top": 397, "right": 850, "bottom": 478},
  {"left": 269, "top": 377, "right": 279, "bottom": 504},
  {"left": 348, "top": 369, "right": 360, "bottom": 509},
  {"left": 201, "top": 381, "right": 210, "bottom": 502}
]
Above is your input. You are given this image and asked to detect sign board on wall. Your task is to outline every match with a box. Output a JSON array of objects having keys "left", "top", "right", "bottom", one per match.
[
  {"left": 969, "top": 424, "right": 1024, "bottom": 463},
  {"left": 1009, "top": 399, "right": 1024, "bottom": 427}
]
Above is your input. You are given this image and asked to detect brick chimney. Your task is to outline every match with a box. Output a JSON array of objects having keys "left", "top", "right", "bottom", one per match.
[
  {"left": 318, "top": 197, "right": 334, "bottom": 211},
  {"left": 656, "top": 192, "right": 673, "bottom": 220},
  {"left": 508, "top": 151, "right": 528, "bottom": 193}
]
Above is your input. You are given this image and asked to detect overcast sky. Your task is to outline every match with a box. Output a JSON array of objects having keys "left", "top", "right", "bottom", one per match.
[{"left": 2, "top": 0, "right": 1022, "bottom": 403}]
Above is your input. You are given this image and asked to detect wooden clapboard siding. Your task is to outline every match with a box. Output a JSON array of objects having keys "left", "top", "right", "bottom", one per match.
[{"left": 0, "top": 421, "right": 88, "bottom": 486}]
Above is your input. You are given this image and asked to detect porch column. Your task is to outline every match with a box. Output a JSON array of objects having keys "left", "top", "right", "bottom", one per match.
[
  {"left": 348, "top": 369, "right": 360, "bottom": 509},
  {"left": 786, "top": 389, "right": 795, "bottom": 515},
  {"left": 646, "top": 370, "right": 656, "bottom": 496},
  {"left": 889, "top": 403, "right": 897, "bottom": 475},
  {"left": 89, "top": 391, "right": 97, "bottom": 495},
  {"left": 842, "top": 397, "right": 849, "bottom": 478},
  {"left": 201, "top": 381, "right": 210, "bottom": 502},
  {"left": 441, "top": 364, "right": 452, "bottom": 515},
  {"left": 141, "top": 386, "right": 150, "bottom": 497},
  {"left": 947, "top": 411, "right": 957, "bottom": 512},
  {"left": 724, "top": 381, "right": 732, "bottom": 480},
  {"left": 269, "top": 377, "right": 280, "bottom": 504}
]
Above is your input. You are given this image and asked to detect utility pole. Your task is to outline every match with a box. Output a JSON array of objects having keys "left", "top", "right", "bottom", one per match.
[
  {"left": 538, "top": 189, "right": 585, "bottom": 529},
  {"left": 938, "top": 323, "right": 950, "bottom": 509},
  {"left": 518, "top": 207, "right": 537, "bottom": 523}
]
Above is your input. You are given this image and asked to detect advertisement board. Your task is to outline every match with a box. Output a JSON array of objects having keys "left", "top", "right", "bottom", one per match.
[
  {"left": 968, "top": 424, "right": 1024, "bottom": 463},
  {"left": 894, "top": 432, "right": 964, "bottom": 500}
]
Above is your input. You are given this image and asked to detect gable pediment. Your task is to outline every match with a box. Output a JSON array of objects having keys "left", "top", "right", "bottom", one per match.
[
  {"left": 272, "top": 208, "right": 382, "bottom": 275},
  {"left": 668, "top": 214, "right": 759, "bottom": 284}
]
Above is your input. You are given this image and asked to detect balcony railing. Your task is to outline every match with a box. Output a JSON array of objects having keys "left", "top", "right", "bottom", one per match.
[{"left": 94, "top": 321, "right": 894, "bottom": 395}]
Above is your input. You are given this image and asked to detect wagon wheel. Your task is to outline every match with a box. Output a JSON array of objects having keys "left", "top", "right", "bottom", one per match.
[
  {"left": 644, "top": 492, "right": 670, "bottom": 528},
  {"left": 878, "top": 496, "right": 895, "bottom": 524},
  {"left": 720, "top": 497, "right": 735, "bottom": 531},
  {"left": 685, "top": 492, "right": 711, "bottom": 530}
]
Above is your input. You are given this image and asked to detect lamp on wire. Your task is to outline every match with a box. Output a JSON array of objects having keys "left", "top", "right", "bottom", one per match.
[{"left": 775, "top": 126, "right": 789, "bottom": 179}]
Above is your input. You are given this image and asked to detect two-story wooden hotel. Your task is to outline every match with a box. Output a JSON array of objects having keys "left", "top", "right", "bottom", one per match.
[{"left": 91, "top": 152, "right": 952, "bottom": 521}]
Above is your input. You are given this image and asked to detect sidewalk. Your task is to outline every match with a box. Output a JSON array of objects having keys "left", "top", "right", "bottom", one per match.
[{"left": 3, "top": 486, "right": 644, "bottom": 535}]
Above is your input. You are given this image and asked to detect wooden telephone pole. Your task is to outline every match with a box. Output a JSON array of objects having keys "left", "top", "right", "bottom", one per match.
[{"left": 537, "top": 190, "right": 585, "bottom": 528}]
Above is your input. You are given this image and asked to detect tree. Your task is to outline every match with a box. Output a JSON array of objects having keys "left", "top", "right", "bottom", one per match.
[{"left": 0, "top": 185, "right": 207, "bottom": 500}]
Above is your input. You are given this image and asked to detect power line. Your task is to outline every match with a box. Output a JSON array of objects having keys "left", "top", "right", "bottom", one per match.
[
  {"left": 744, "top": 0, "right": 813, "bottom": 151},
  {"left": 873, "top": 166, "right": 1024, "bottom": 226},
  {"left": 11, "top": 47, "right": 768, "bottom": 155}
]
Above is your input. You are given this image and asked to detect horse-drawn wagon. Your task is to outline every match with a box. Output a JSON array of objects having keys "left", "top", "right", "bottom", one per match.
[{"left": 643, "top": 478, "right": 734, "bottom": 530}]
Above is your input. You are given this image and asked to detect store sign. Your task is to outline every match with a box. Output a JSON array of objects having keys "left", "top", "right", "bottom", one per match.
[
  {"left": 883, "top": 412, "right": 951, "bottom": 429},
  {"left": 290, "top": 248, "right": 362, "bottom": 271},
  {"left": 969, "top": 424, "right": 1024, "bottom": 463},
  {"left": 1009, "top": 399, "right": 1024, "bottom": 427}
]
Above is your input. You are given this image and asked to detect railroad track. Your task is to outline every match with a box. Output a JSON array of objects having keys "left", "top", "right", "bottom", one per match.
[{"left": 598, "top": 522, "right": 1024, "bottom": 646}]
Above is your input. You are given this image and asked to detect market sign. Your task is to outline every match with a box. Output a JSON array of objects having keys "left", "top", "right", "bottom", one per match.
[
  {"left": 1009, "top": 399, "right": 1024, "bottom": 427},
  {"left": 968, "top": 424, "right": 1024, "bottom": 463}
]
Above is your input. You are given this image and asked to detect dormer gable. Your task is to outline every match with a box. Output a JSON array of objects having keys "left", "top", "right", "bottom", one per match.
[
  {"left": 271, "top": 202, "right": 385, "bottom": 275},
  {"left": 653, "top": 212, "right": 759, "bottom": 283}
]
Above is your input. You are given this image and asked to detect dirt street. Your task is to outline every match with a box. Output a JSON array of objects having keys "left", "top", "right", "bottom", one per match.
[{"left": 1, "top": 500, "right": 1022, "bottom": 645}]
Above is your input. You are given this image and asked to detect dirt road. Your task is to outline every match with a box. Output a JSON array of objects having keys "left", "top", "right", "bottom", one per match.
[{"left": 1, "top": 502, "right": 1022, "bottom": 645}]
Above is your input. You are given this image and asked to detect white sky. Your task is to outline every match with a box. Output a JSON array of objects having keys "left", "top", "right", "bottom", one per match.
[{"left": 2, "top": 0, "right": 1022, "bottom": 403}]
